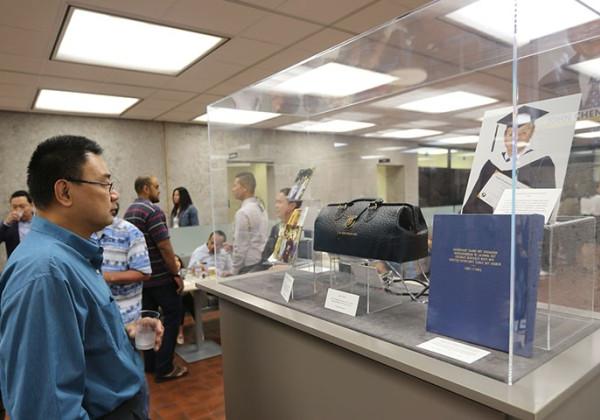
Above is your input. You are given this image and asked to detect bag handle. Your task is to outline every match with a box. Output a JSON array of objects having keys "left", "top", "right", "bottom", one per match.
[{"left": 341, "top": 199, "right": 383, "bottom": 227}]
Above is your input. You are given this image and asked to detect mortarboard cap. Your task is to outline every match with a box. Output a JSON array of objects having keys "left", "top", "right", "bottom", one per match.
[{"left": 496, "top": 105, "right": 548, "bottom": 127}]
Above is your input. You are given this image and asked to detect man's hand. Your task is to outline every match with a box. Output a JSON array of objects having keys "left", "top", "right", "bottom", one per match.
[
  {"left": 173, "top": 274, "right": 184, "bottom": 294},
  {"left": 126, "top": 318, "right": 165, "bottom": 352},
  {"left": 3, "top": 210, "right": 20, "bottom": 225}
]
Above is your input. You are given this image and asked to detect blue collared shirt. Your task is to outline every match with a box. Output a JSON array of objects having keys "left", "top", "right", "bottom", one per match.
[{"left": 0, "top": 216, "right": 144, "bottom": 419}]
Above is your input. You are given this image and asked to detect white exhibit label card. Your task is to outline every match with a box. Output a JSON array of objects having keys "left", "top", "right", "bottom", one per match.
[
  {"left": 280, "top": 273, "right": 294, "bottom": 302},
  {"left": 324, "top": 288, "right": 360, "bottom": 317},
  {"left": 478, "top": 171, "right": 528, "bottom": 209},
  {"left": 494, "top": 188, "right": 562, "bottom": 223},
  {"left": 418, "top": 337, "right": 490, "bottom": 364}
]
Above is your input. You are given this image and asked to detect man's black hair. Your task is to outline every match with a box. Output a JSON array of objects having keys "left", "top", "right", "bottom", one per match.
[
  {"left": 27, "top": 135, "right": 103, "bottom": 209},
  {"left": 10, "top": 190, "right": 32, "bottom": 204}
]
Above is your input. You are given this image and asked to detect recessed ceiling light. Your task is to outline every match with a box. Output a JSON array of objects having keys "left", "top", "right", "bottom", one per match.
[
  {"left": 433, "top": 135, "right": 479, "bottom": 145},
  {"left": 334, "top": 142, "right": 348, "bottom": 147},
  {"left": 278, "top": 119, "right": 374, "bottom": 133},
  {"left": 365, "top": 129, "right": 442, "bottom": 139},
  {"left": 446, "top": 0, "right": 598, "bottom": 46},
  {"left": 54, "top": 8, "right": 225, "bottom": 75},
  {"left": 34, "top": 89, "right": 139, "bottom": 115},
  {"left": 575, "top": 131, "right": 600, "bottom": 139},
  {"left": 404, "top": 147, "right": 449, "bottom": 155},
  {"left": 195, "top": 109, "right": 280, "bottom": 125},
  {"left": 575, "top": 120, "right": 600, "bottom": 130},
  {"left": 397, "top": 91, "right": 498, "bottom": 113},
  {"left": 273, "top": 63, "right": 397, "bottom": 97},
  {"left": 360, "top": 155, "right": 386, "bottom": 160},
  {"left": 569, "top": 57, "right": 600, "bottom": 79},
  {"left": 376, "top": 146, "right": 406, "bottom": 151}
]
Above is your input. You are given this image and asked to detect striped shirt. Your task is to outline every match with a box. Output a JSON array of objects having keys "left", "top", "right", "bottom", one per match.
[
  {"left": 124, "top": 198, "right": 172, "bottom": 288},
  {"left": 94, "top": 217, "right": 151, "bottom": 325}
]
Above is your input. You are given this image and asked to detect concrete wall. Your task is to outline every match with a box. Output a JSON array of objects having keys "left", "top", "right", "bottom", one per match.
[{"left": 0, "top": 111, "right": 419, "bottom": 268}]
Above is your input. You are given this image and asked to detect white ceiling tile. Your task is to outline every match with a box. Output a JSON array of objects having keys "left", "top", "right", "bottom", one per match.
[
  {"left": 165, "top": 0, "right": 266, "bottom": 36},
  {"left": 208, "top": 38, "right": 283, "bottom": 66},
  {"left": 205, "top": 80, "right": 249, "bottom": 97},
  {"left": 0, "top": 82, "right": 36, "bottom": 98},
  {"left": 0, "top": 96, "right": 31, "bottom": 110},
  {"left": 241, "top": 13, "right": 322, "bottom": 45},
  {"left": 232, "top": 0, "right": 287, "bottom": 10},
  {"left": 73, "top": 0, "right": 179, "bottom": 19},
  {"left": 0, "top": 26, "right": 50, "bottom": 58},
  {"left": 293, "top": 28, "right": 355, "bottom": 55},
  {"left": 149, "top": 90, "right": 197, "bottom": 102},
  {"left": 0, "top": 54, "right": 44, "bottom": 74},
  {"left": 278, "top": 0, "right": 373, "bottom": 25},
  {"left": 36, "top": 76, "right": 154, "bottom": 98},
  {"left": 334, "top": 0, "right": 414, "bottom": 33},
  {"left": 0, "top": 0, "right": 63, "bottom": 31},
  {"left": 157, "top": 94, "right": 222, "bottom": 121},
  {"left": 162, "top": 59, "right": 245, "bottom": 92},
  {"left": 254, "top": 47, "right": 317, "bottom": 73}
]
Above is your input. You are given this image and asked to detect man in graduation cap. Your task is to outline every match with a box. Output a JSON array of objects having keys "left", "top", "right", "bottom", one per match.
[{"left": 462, "top": 105, "right": 556, "bottom": 214}]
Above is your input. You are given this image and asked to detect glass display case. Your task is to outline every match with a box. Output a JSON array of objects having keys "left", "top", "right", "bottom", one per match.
[{"left": 206, "top": 0, "right": 600, "bottom": 384}]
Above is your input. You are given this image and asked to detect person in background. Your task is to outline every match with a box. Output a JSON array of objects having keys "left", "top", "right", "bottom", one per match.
[
  {"left": 94, "top": 201, "right": 152, "bottom": 326},
  {"left": 261, "top": 187, "right": 301, "bottom": 261},
  {"left": 125, "top": 176, "right": 188, "bottom": 382},
  {"left": 188, "top": 230, "right": 233, "bottom": 276},
  {"left": 0, "top": 135, "right": 163, "bottom": 419},
  {"left": 170, "top": 187, "right": 199, "bottom": 228},
  {"left": 230, "top": 172, "right": 268, "bottom": 274},
  {"left": 0, "top": 190, "right": 35, "bottom": 258}
]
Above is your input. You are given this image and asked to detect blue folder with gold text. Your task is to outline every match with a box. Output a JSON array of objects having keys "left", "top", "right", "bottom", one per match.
[{"left": 426, "top": 214, "right": 544, "bottom": 357}]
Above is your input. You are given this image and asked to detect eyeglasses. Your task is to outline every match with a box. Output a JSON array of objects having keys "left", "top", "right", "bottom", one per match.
[{"left": 65, "top": 177, "right": 115, "bottom": 192}]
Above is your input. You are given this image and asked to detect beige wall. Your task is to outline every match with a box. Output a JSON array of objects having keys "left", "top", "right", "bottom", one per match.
[{"left": 0, "top": 111, "right": 419, "bottom": 267}]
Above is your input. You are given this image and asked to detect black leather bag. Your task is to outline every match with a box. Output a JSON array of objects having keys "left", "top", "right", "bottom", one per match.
[{"left": 313, "top": 198, "right": 428, "bottom": 262}]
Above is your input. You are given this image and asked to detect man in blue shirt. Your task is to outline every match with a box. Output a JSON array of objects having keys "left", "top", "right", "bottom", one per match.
[{"left": 0, "top": 135, "right": 163, "bottom": 419}]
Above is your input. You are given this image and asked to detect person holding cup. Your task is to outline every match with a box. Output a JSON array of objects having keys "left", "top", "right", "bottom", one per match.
[
  {"left": 0, "top": 136, "right": 164, "bottom": 419},
  {"left": 0, "top": 190, "right": 34, "bottom": 258}
]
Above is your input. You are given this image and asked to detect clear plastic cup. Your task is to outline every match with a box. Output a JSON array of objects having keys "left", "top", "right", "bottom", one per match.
[{"left": 135, "top": 310, "right": 160, "bottom": 350}]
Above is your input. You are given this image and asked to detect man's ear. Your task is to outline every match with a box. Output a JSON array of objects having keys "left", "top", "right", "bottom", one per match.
[{"left": 54, "top": 179, "right": 74, "bottom": 208}]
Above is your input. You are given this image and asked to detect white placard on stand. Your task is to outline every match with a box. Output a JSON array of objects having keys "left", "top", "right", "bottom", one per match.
[
  {"left": 418, "top": 337, "right": 490, "bottom": 364},
  {"left": 324, "top": 288, "right": 360, "bottom": 317},
  {"left": 280, "top": 273, "right": 294, "bottom": 302},
  {"left": 494, "top": 188, "right": 562, "bottom": 223}
]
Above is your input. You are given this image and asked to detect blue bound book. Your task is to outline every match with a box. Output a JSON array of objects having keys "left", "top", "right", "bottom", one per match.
[{"left": 426, "top": 214, "right": 544, "bottom": 357}]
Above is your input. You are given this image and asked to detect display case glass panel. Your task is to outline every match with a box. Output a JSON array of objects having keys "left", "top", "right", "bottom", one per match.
[{"left": 206, "top": 0, "right": 600, "bottom": 384}]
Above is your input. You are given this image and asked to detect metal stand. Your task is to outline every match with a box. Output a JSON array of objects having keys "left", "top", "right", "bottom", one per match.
[{"left": 175, "top": 288, "right": 222, "bottom": 363}]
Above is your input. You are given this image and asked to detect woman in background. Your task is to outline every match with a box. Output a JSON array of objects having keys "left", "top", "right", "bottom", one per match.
[{"left": 171, "top": 187, "right": 199, "bottom": 227}]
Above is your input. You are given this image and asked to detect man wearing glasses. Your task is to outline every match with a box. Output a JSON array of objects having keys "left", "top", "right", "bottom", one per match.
[
  {"left": 0, "top": 135, "right": 163, "bottom": 419},
  {"left": 124, "top": 176, "right": 187, "bottom": 382}
]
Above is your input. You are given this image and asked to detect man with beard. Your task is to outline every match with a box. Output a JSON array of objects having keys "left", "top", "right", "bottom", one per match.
[{"left": 124, "top": 176, "right": 188, "bottom": 382}]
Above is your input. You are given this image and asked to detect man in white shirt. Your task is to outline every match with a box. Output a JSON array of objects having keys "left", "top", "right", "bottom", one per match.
[
  {"left": 188, "top": 230, "right": 232, "bottom": 276},
  {"left": 230, "top": 172, "right": 268, "bottom": 274}
]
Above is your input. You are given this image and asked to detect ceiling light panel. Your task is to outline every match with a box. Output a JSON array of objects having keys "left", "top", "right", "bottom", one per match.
[
  {"left": 273, "top": 63, "right": 397, "bottom": 97},
  {"left": 55, "top": 8, "right": 225, "bottom": 75},
  {"left": 575, "top": 120, "right": 600, "bottom": 130},
  {"left": 397, "top": 91, "right": 498, "bottom": 113},
  {"left": 446, "top": 0, "right": 598, "bottom": 46},
  {"left": 195, "top": 109, "right": 280, "bottom": 125},
  {"left": 433, "top": 135, "right": 479, "bottom": 145},
  {"left": 34, "top": 89, "right": 139, "bottom": 115},
  {"left": 365, "top": 129, "right": 442, "bottom": 139},
  {"left": 278, "top": 120, "right": 374, "bottom": 133},
  {"left": 569, "top": 57, "right": 600, "bottom": 79}
]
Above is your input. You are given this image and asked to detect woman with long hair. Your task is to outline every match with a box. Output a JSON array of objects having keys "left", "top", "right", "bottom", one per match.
[{"left": 170, "top": 187, "right": 199, "bottom": 227}]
